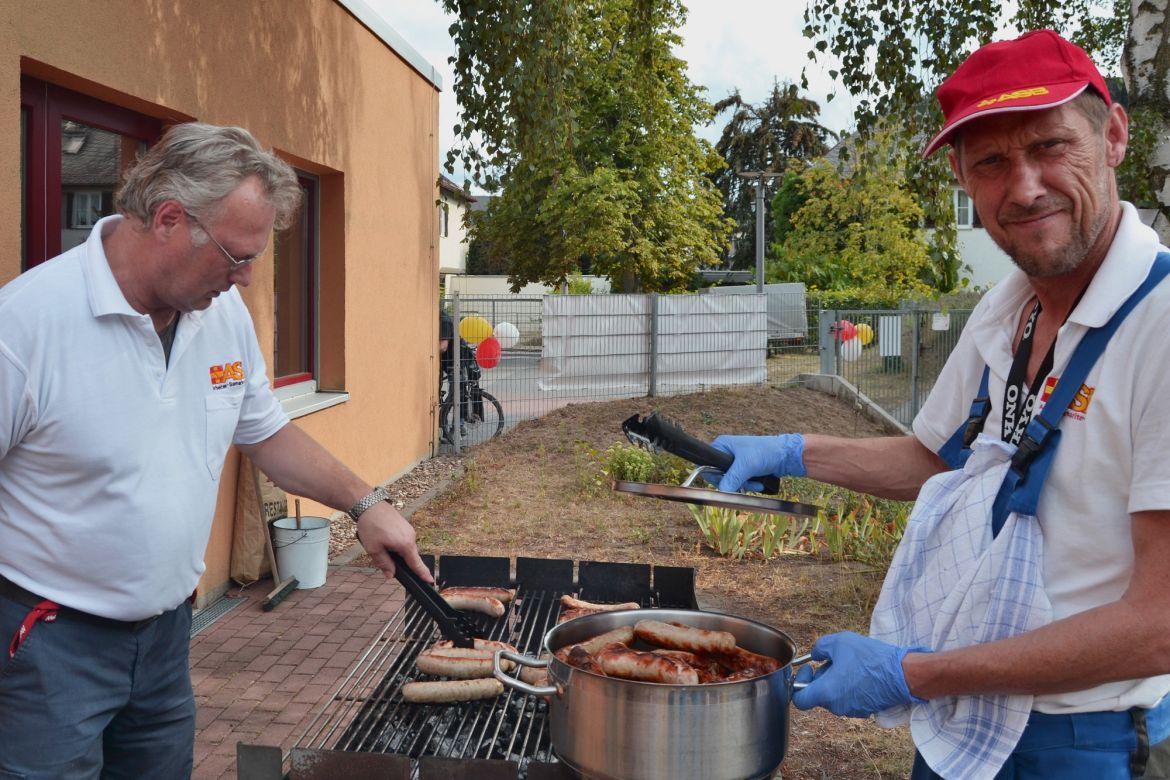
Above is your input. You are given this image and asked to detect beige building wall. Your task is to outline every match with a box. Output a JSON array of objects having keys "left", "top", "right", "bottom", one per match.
[{"left": 1, "top": 0, "right": 442, "bottom": 602}]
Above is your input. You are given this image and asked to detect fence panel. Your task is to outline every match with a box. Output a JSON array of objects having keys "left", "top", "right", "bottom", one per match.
[{"left": 440, "top": 293, "right": 972, "bottom": 449}]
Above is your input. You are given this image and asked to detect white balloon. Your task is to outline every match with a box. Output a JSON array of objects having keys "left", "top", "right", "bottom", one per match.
[
  {"left": 493, "top": 321, "right": 520, "bottom": 349},
  {"left": 841, "top": 338, "right": 862, "bottom": 362}
]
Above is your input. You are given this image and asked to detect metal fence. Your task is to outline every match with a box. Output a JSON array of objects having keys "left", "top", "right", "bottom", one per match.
[{"left": 438, "top": 292, "right": 972, "bottom": 451}]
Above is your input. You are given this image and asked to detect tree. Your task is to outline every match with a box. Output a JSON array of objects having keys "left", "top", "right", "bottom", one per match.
[
  {"left": 767, "top": 128, "right": 936, "bottom": 304},
  {"left": 442, "top": 0, "right": 731, "bottom": 293},
  {"left": 802, "top": 0, "right": 1169, "bottom": 251},
  {"left": 712, "top": 81, "right": 833, "bottom": 268}
]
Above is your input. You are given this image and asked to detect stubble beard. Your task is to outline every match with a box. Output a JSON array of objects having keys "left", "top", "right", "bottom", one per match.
[{"left": 997, "top": 194, "right": 1112, "bottom": 280}]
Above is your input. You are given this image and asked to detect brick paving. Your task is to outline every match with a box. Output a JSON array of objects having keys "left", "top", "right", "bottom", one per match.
[{"left": 190, "top": 565, "right": 405, "bottom": 780}]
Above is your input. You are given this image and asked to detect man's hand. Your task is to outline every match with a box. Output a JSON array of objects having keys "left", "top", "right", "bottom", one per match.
[
  {"left": 709, "top": 434, "right": 806, "bottom": 492},
  {"left": 354, "top": 501, "right": 434, "bottom": 583},
  {"left": 793, "top": 631, "right": 929, "bottom": 718}
]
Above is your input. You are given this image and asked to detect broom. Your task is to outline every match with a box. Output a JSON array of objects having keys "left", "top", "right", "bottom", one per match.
[{"left": 260, "top": 493, "right": 300, "bottom": 611}]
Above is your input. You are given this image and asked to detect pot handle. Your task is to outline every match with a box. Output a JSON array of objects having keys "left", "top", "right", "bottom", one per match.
[
  {"left": 494, "top": 649, "right": 558, "bottom": 697},
  {"left": 790, "top": 652, "right": 827, "bottom": 691}
]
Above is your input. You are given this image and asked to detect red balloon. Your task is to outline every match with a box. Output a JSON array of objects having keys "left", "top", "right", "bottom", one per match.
[
  {"left": 476, "top": 336, "right": 502, "bottom": 369},
  {"left": 833, "top": 320, "right": 857, "bottom": 342}
]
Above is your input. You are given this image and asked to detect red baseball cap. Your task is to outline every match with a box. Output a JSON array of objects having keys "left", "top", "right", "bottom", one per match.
[{"left": 922, "top": 29, "right": 1110, "bottom": 158}]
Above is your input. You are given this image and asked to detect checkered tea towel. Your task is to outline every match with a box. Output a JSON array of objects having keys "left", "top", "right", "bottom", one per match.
[{"left": 869, "top": 434, "right": 1053, "bottom": 780}]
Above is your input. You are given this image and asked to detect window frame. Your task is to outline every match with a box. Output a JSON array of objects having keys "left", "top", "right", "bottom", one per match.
[
  {"left": 272, "top": 173, "right": 319, "bottom": 390},
  {"left": 20, "top": 75, "right": 162, "bottom": 269}
]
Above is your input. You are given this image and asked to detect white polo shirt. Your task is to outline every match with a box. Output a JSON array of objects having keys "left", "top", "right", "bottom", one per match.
[
  {"left": 914, "top": 203, "right": 1170, "bottom": 713},
  {"left": 0, "top": 216, "right": 288, "bottom": 620}
]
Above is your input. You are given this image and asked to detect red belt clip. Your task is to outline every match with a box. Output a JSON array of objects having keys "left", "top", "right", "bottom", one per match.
[{"left": 8, "top": 599, "right": 60, "bottom": 659}]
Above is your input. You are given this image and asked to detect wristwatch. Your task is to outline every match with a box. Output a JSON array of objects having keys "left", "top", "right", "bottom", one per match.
[{"left": 348, "top": 487, "right": 391, "bottom": 522}]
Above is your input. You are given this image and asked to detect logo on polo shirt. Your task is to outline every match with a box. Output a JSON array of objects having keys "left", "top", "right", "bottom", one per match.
[
  {"left": 1038, "top": 376, "right": 1094, "bottom": 422},
  {"left": 210, "top": 361, "right": 246, "bottom": 390},
  {"left": 977, "top": 86, "right": 1050, "bottom": 108}
]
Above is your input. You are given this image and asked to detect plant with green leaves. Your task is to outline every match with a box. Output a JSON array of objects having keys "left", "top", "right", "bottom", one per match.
[
  {"left": 444, "top": 0, "right": 732, "bottom": 293},
  {"left": 767, "top": 127, "right": 939, "bottom": 302},
  {"left": 802, "top": 0, "right": 1168, "bottom": 249},
  {"left": 711, "top": 81, "right": 833, "bottom": 269}
]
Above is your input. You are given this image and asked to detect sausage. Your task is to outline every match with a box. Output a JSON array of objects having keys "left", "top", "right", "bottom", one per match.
[
  {"left": 717, "top": 646, "right": 783, "bottom": 676},
  {"left": 554, "top": 644, "right": 607, "bottom": 675},
  {"left": 401, "top": 678, "right": 504, "bottom": 703},
  {"left": 595, "top": 647, "right": 699, "bottom": 685},
  {"left": 415, "top": 648, "right": 514, "bottom": 679},
  {"left": 432, "top": 638, "right": 517, "bottom": 654},
  {"left": 654, "top": 649, "right": 724, "bottom": 684},
  {"left": 518, "top": 665, "right": 550, "bottom": 687},
  {"left": 442, "top": 593, "right": 506, "bottom": 617},
  {"left": 440, "top": 586, "right": 516, "bottom": 604},
  {"left": 633, "top": 619, "right": 737, "bottom": 655},
  {"left": 577, "top": 626, "right": 636, "bottom": 655},
  {"left": 560, "top": 595, "right": 640, "bottom": 611}
]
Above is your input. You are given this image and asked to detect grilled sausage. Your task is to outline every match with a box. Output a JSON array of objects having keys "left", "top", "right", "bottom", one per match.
[
  {"left": 518, "top": 665, "right": 550, "bottom": 687},
  {"left": 717, "top": 646, "right": 783, "bottom": 676},
  {"left": 415, "top": 648, "right": 514, "bottom": 679},
  {"left": 633, "top": 619, "right": 737, "bottom": 655},
  {"left": 433, "top": 638, "right": 517, "bottom": 654},
  {"left": 554, "top": 644, "right": 607, "bottom": 675},
  {"left": 442, "top": 593, "right": 506, "bottom": 617},
  {"left": 596, "top": 647, "right": 699, "bottom": 685},
  {"left": 440, "top": 586, "right": 516, "bottom": 604},
  {"left": 654, "top": 649, "right": 725, "bottom": 684},
  {"left": 560, "top": 595, "right": 640, "bottom": 611},
  {"left": 577, "top": 626, "right": 636, "bottom": 655},
  {"left": 401, "top": 678, "right": 504, "bottom": 703}
]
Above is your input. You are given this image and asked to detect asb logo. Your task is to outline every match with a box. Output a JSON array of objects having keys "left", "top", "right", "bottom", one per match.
[
  {"left": 977, "top": 86, "right": 1050, "bottom": 108},
  {"left": 210, "top": 361, "right": 245, "bottom": 388},
  {"left": 1038, "top": 375, "right": 1095, "bottom": 421}
]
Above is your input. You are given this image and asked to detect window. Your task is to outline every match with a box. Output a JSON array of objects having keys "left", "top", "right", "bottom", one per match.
[
  {"left": 953, "top": 188, "right": 983, "bottom": 229},
  {"left": 273, "top": 174, "right": 318, "bottom": 388},
  {"left": 21, "top": 76, "right": 162, "bottom": 269}
]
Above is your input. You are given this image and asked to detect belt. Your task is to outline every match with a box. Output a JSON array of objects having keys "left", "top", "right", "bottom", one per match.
[{"left": 0, "top": 574, "right": 164, "bottom": 632}]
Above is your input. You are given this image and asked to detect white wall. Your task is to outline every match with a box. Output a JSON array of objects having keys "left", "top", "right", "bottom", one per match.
[
  {"left": 957, "top": 227, "right": 1014, "bottom": 290},
  {"left": 439, "top": 191, "right": 472, "bottom": 274},
  {"left": 445, "top": 274, "right": 612, "bottom": 295}
]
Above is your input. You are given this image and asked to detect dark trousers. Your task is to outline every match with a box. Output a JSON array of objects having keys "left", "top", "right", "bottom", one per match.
[{"left": 0, "top": 587, "right": 195, "bottom": 780}]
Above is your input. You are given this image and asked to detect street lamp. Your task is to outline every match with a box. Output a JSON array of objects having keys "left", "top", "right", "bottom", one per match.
[{"left": 737, "top": 170, "right": 785, "bottom": 292}]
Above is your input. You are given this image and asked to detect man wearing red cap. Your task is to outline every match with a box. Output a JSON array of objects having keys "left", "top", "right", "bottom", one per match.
[{"left": 710, "top": 30, "right": 1170, "bottom": 779}]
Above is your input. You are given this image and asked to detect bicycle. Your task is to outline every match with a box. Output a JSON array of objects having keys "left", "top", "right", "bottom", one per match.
[{"left": 439, "top": 341, "right": 504, "bottom": 445}]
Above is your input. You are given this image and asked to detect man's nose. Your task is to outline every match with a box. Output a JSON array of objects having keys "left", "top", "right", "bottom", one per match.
[
  {"left": 1004, "top": 158, "right": 1047, "bottom": 206},
  {"left": 229, "top": 263, "right": 254, "bottom": 288}
]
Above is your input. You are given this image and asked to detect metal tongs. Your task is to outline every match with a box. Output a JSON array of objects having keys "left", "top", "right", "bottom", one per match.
[
  {"left": 389, "top": 552, "right": 481, "bottom": 648},
  {"left": 616, "top": 413, "right": 820, "bottom": 519}
]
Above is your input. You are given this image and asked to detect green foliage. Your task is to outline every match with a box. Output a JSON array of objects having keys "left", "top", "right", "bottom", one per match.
[
  {"left": 711, "top": 82, "right": 834, "bottom": 268},
  {"left": 1116, "top": 106, "right": 1162, "bottom": 209},
  {"left": 770, "top": 170, "right": 808, "bottom": 245},
  {"left": 687, "top": 477, "right": 912, "bottom": 564},
  {"left": 601, "top": 443, "right": 690, "bottom": 484},
  {"left": 442, "top": 0, "right": 731, "bottom": 293},
  {"left": 766, "top": 129, "right": 938, "bottom": 300},
  {"left": 800, "top": 0, "right": 1156, "bottom": 276}
]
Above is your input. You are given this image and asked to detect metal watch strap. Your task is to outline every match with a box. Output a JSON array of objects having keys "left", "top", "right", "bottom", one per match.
[{"left": 349, "top": 487, "right": 390, "bottom": 521}]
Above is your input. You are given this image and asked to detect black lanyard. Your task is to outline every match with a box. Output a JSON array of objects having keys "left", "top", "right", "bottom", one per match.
[{"left": 1002, "top": 300, "right": 1056, "bottom": 445}]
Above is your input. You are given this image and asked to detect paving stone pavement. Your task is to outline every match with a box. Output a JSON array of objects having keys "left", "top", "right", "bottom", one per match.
[{"left": 190, "top": 565, "right": 405, "bottom": 780}]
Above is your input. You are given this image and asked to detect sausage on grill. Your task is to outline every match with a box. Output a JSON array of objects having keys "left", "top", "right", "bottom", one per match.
[
  {"left": 440, "top": 586, "right": 516, "bottom": 604},
  {"left": 560, "top": 595, "right": 640, "bottom": 612},
  {"left": 401, "top": 678, "right": 504, "bottom": 703},
  {"left": 441, "top": 593, "right": 506, "bottom": 617},
  {"left": 415, "top": 647, "right": 514, "bottom": 679}
]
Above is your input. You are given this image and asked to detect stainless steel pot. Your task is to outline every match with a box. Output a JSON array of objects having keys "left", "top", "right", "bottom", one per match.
[{"left": 494, "top": 608, "right": 811, "bottom": 780}]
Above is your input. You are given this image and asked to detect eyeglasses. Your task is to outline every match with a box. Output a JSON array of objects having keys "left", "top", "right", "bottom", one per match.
[{"left": 185, "top": 212, "right": 256, "bottom": 268}]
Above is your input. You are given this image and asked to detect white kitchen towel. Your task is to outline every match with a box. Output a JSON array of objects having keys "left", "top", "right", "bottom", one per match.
[{"left": 870, "top": 434, "right": 1053, "bottom": 780}]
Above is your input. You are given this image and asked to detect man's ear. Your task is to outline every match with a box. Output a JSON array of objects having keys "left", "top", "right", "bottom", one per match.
[
  {"left": 152, "top": 200, "right": 186, "bottom": 238},
  {"left": 1104, "top": 103, "right": 1129, "bottom": 169},
  {"left": 947, "top": 148, "right": 965, "bottom": 189}
]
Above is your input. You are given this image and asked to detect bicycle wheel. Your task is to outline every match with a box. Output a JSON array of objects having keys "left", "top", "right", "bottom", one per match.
[{"left": 440, "top": 388, "right": 504, "bottom": 445}]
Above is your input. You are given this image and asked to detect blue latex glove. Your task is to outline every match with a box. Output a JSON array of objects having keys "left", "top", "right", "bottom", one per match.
[
  {"left": 709, "top": 434, "right": 806, "bottom": 493},
  {"left": 792, "top": 631, "right": 930, "bottom": 718}
]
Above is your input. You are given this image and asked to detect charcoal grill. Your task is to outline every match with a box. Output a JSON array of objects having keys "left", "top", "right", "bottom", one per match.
[{"left": 238, "top": 554, "right": 698, "bottom": 780}]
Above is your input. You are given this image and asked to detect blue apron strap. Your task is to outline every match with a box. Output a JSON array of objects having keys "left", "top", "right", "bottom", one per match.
[
  {"left": 938, "top": 365, "right": 991, "bottom": 469},
  {"left": 991, "top": 252, "right": 1170, "bottom": 535}
]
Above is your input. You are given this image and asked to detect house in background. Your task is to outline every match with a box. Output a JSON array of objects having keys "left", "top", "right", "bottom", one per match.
[
  {"left": 4, "top": 0, "right": 445, "bottom": 605},
  {"left": 439, "top": 174, "right": 476, "bottom": 281}
]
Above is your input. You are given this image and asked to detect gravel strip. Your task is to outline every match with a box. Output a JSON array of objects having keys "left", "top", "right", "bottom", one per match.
[{"left": 327, "top": 454, "right": 464, "bottom": 561}]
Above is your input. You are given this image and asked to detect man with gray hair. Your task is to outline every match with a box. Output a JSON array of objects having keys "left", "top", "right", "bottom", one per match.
[{"left": 0, "top": 122, "right": 432, "bottom": 779}]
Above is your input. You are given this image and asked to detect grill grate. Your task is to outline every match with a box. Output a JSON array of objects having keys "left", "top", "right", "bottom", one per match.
[{"left": 281, "top": 555, "right": 697, "bottom": 779}]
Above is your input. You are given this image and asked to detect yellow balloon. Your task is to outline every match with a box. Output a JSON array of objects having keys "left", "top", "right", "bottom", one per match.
[
  {"left": 856, "top": 322, "right": 874, "bottom": 346},
  {"left": 459, "top": 316, "right": 493, "bottom": 345}
]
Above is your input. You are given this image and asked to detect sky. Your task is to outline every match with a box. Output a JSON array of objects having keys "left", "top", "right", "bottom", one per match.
[{"left": 364, "top": 0, "right": 858, "bottom": 192}]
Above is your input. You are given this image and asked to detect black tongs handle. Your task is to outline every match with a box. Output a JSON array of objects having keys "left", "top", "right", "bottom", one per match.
[
  {"left": 389, "top": 553, "right": 478, "bottom": 648},
  {"left": 623, "top": 413, "right": 781, "bottom": 494}
]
